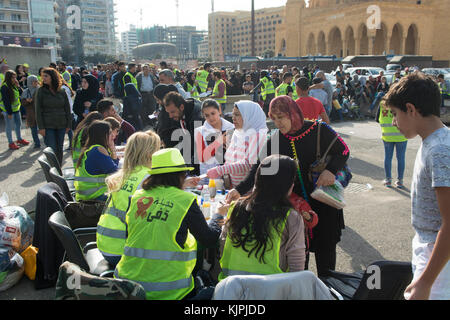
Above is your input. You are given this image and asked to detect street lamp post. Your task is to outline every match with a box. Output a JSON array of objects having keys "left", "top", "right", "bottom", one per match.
[{"left": 251, "top": 0, "right": 255, "bottom": 57}]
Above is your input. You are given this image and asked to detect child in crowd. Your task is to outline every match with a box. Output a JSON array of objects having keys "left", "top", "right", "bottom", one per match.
[{"left": 384, "top": 72, "right": 450, "bottom": 300}]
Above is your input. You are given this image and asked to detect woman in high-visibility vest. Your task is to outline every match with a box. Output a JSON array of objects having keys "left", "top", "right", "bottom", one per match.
[
  {"left": 115, "top": 148, "right": 228, "bottom": 300},
  {"left": 0, "top": 70, "right": 30, "bottom": 150},
  {"left": 377, "top": 100, "right": 408, "bottom": 189},
  {"left": 71, "top": 111, "right": 103, "bottom": 167},
  {"left": 97, "top": 130, "right": 161, "bottom": 267},
  {"left": 74, "top": 120, "right": 119, "bottom": 202},
  {"left": 183, "top": 71, "right": 200, "bottom": 99},
  {"left": 218, "top": 154, "right": 306, "bottom": 281}
]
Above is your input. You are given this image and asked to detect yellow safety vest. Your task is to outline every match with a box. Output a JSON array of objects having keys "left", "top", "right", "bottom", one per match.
[
  {"left": 196, "top": 70, "right": 209, "bottom": 93},
  {"left": 219, "top": 203, "right": 291, "bottom": 281},
  {"left": 62, "top": 70, "right": 72, "bottom": 87},
  {"left": 74, "top": 145, "right": 109, "bottom": 201},
  {"left": 0, "top": 84, "right": 21, "bottom": 113},
  {"left": 213, "top": 79, "right": 227, "bottom": 104},
  {"left": 378, "top": 102, "right": 407, "bottom": 143},
  {"left": 115, "top": 186, "right": 197, "bottom": 300},
  {"left": 187, "top": 82, "right": 199, "bottom": 98},
  {"left": 97, "top": 166, "right": 150, "bottom": 258},
  {"left": 122, "top": 72, "right": 138, "bottom": 96},
  {"left": 276, "top": 83, "right": 290, "bottom": 97},
  {"left": 260, "top": 77, "right": 275, "bottom": 101}
]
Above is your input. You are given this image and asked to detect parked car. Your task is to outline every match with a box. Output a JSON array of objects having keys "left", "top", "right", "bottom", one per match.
[
  {"left": 386, "top": 64, "right": 402, "bottom": 73},
  {"left": 325, "top": 73, "right": 337, "bottom": 89},
  {"left": 421, "top": 68, "right": 450, "bottom": 80},
  {"left": 346, "top": 67, "right": 386, "bottom": 83}
]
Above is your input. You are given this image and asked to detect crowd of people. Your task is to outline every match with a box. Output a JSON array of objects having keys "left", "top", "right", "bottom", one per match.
[{"left": 0, "top": 58, "right": 448, "bottom": 301}]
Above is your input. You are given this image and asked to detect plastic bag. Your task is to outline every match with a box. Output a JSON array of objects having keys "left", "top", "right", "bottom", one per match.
[
  {"left": 311, "top": 181, "right": 346, "bottom": 210},
  {"left": 0, "top": 195, "right": 34, "bottom": 290}
]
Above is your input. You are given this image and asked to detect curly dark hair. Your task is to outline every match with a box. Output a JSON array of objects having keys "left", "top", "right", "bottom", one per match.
[{"left": 42, "top": 67, "right": 62, "bottom": 93}]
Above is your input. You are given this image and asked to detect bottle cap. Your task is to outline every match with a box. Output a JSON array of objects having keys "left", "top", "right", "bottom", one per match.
[{"left": 208, "top": 179, "right": 216, "bottom": 188}]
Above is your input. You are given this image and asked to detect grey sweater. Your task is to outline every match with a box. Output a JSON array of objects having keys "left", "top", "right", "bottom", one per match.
[{"left": 35, "top": 86, "right": 72, "bottom": 130}]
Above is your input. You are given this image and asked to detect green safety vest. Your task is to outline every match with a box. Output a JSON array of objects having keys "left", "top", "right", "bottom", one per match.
[
  {"left": 115, "top": 186, "right": 197, "bottom": 300},
  {"left": 439, "top": 82, "right": 449, "bottom": 95},
  {"left": 62, "top": 70, "right": 72, "bottom": 87},
  {"left": 74, "top": 145, "right": 109, "bottom": 201},
  {"left": 187, "top": 82, "right": 199, "bottom": 98},
  {"left": 0, "top": 73, "right": 4, "bottom": 85},
  {"left": 213, "top": 79, "right": 227, "bottom": 104},
  {"left": 72, "top": 128, "right": 84, "bottom": 167},
  {"left": 97, "top": 166, "right": 150, "bottom": 257},
  {"left": 260, "top": 77, "right": 275, "bottom": 101},
  {"left": 291, "top": 79, "right": 298, "bottom": 100},
  {"left": 196, "top": 70, "right": 209, "bottom": 93},
  {"left": 378, "top": 102, "right": 407, "bottom": 143},
  {"left": 0, "top": 84, "right": 21, "bottom": 113},
  {"left": 219, "top": 203, "right": 291, "bottom": 281},
  {"left": 122, "top": 72, "right": 138, "bottom": 96},
  {"left": 276, "top": 83, "right": 290, "bottom": 97}
]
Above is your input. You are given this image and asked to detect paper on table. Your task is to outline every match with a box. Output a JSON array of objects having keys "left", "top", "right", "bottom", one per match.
[{"left": 198, "top": 174, "right": 207, "bottom": 180}]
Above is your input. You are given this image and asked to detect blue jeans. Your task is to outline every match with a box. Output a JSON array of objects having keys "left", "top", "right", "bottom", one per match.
[
  {"left": 44, "top": 128, "right": 66, "bottom": 165},
  {"left": 383, "top": 140, "right": 407, "bottom": 181},
  {"left": 30, "top": 126, "right": 41, "bottom": 147},
  {"left": 2, "top": 111, "right": 23, "bottom": 144}
]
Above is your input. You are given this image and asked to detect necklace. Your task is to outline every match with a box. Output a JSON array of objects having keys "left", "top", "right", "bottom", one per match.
[
  {"left": 289, "top": 139, "right": 309, "bottom": 203},
  {"left": 283, "top": 121, "right": 318, "bottom": 141}
]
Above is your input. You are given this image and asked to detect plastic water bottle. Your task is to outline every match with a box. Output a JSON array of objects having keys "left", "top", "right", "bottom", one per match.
[
  {"left": 202, "top": 202, "right": 211, "bottom": 220},
  {"left": 201, "top": 185, "right": 210, "bottom": 203},
  {"left": 208, "top": 179, "right": 216, "bottom": 200}
]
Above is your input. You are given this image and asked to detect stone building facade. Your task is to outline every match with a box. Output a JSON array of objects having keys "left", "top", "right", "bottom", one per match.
[{"left": 275, "top": 0, "right": 450, "bottom": 63}]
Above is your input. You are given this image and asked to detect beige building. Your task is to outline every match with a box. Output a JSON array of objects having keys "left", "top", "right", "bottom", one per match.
[
  {"left": 276, "top": 0, "right": 450, "bottom": 63},
  {"left": 208, "top": 6, "right": 284, "bottom": 61},
  {"left": 0, "top": 0, "right": 32, "bottom": 37}
]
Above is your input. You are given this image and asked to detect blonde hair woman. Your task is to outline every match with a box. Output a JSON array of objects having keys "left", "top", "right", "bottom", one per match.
[{"left": 96, "top": 130, "right": 161, "bottom": 267}]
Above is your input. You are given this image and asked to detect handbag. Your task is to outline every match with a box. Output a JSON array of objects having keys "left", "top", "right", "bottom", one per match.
[
  {"left": 308, "top": 122, "right": 352, "bottom": 188},
  {"left": 64, "top": 200, "right": 106, "bottom": 230},
  {"left": 308, "top": 122, "right": 338, "bottom": 184}
]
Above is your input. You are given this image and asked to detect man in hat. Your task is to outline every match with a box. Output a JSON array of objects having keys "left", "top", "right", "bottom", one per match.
[{"left": 114, "top": 148, "right": 229, "bottom": 300}]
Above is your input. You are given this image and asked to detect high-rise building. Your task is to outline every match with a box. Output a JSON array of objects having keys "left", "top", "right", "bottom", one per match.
[
  {"left": 136, "top": 26, "right": 167, "bottom": 45},
  {"left": 197, "top": 36, "right": 209, "bottom": 59},
  {"left": 208, "top": 7, "right": 284, "bottom": 61},
  {"left": 0, "top": 0, "right": 32, "bottom": 43},
  {"left": 121, "top": 25, "right": 138, "bottom": 59},
  {"left": 56, "top": 0, "right": 116, "bottom": 64},
  {"left": 30, "top": 0, "right": 59, "bottom": 55}
]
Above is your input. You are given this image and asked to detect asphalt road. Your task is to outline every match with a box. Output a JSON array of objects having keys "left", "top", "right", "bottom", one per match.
[{"left": 0, "top": 119, "right": 421, "bottom": 300}]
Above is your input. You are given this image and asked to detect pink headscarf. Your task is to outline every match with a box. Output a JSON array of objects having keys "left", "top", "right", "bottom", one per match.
[{"left": 268, "top": 96, "right": 304, "bottom": 134}]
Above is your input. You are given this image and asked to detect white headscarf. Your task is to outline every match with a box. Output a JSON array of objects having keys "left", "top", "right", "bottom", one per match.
[{"left": 234, "top": 100, "right": 267, "bottom": 133}]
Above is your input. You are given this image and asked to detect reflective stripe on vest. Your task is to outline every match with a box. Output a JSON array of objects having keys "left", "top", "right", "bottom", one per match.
[
  {"left": 96, "top": 166, "right": 150, "bottom": 257},
  {"left": 115, "top": 186, "right": 197, "bottom": 300},
  {"left": 218, "top": 203, "right": 291, "bottom": 281},
  {"left": 213, "top": 79, "right": 227, "bottom": 104},
  {"left": 74, "top": 145, "right": 108, "bottom": 201},
  {"left": 114, "top": 269, "right": 192, "bottom": 292},
  {"left": 276, "top": 83, "right": 289, "bottom": 97},
  {"left": 378, "top": 103, "right": 407, "bottom": 142},
  {"left": 196, "top": 70, "right": 209, "bottom": 93},
  {"left": 261, "top": 77, "right": 275, "bottom": 101},
  {"left": 0, "top": 84, "right": 21, "bottom": 113}
]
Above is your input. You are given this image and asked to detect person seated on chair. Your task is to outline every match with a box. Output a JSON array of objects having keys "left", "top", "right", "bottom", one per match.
[
  {"left": 72, "top": 111, "right": 103, "bottom": 167},
  {"left": 114, "top": 148, "right": 229, "bottom": 300},
  {"left": 97, "top": 99, "right": 136, "bottom": 146},
  {"left": 74, "top": 120, "right": 119, "bottom": 202},
  {"left": 217, "top": 154, "right": 306, "bottom": 281},
  {"left": 103, "top": 117, "right": 121, "bottom": 146},
  {"left": 97, "top": 130, "right": 161, "bottom": 268}
]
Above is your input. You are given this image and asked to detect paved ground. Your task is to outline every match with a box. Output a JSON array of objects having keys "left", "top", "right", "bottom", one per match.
[{"left": 0, "top": 118, "right": 421, "bottom": 300}]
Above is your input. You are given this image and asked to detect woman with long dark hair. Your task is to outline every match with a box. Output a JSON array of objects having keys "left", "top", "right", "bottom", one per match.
[
  {"left": 218, "top": 154, "right": 306, "bottom": 280},
  {"left": 71, "top": 111, "right": 104, "bottom": 166},
  {"left": 74, "top": 120, "right": 118, "bottom": 202},
  {"left": 73, "top": 74, "right": 103, "bottom": 125},
  {"left": 1, "top": 70, "right": 29, "bottom": 150},
  {"left": 227, "top": 95, "right": 350, "bottom": 277},
  {"left": 35, "top": 67, "right": 72, "bottom": 164}
]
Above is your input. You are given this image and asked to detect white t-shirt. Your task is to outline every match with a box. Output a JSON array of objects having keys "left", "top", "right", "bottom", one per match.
[{"left": 62, "top": 85, "right": 74, "bottom": 113}]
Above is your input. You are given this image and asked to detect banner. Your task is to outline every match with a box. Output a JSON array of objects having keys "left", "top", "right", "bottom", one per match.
[{"left": 0, "top": 36, "right": 44, "bottom": 48}]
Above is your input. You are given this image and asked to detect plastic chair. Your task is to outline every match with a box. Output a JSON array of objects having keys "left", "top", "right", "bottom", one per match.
[
  {"left": 48, "top": 211, "right": 111, "bottom": 276},
  {"left": 49, "top": 167, "right": 75, "bottom": 202},
  {"left": 37, "top": 154, "right": 53, "bottom": 183},
  {"left": 43, "top": 147, "right": 75, "bottom": 180},
  {"left": 319, "top": 260, "right": 413, "bottom": 300}
]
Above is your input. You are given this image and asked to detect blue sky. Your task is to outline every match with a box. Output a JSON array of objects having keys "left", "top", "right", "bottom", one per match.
[{"left": 114, "top": 0, "right": 289, "bottom": 34}]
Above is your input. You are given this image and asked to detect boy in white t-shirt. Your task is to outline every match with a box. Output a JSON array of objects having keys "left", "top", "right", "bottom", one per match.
[{"left": 385, "top": 72, "right": 450, "bottom": 300}]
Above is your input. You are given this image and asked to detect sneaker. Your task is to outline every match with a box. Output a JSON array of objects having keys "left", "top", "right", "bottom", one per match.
[
  {"left": 396, "top": 180, "right": 406, "bottom": 189},
  {"left": 17, "top": 139, "right": 30, "bottom": 146},
  {"left": 383, "top": 179, "right": 393, "bottom": 188},
  {"left": 8, "top": 143, "right": 20, "bottom": 150}
]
